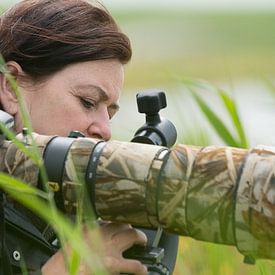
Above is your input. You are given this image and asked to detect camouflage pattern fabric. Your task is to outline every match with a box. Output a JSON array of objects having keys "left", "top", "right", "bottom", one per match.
[{"left": 1, "top": 133, "right": 275, "bottom": 260}]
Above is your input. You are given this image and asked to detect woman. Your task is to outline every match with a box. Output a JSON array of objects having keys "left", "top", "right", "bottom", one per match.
[{"left": 0, "top": 0, "right": 148, "bottom": 274}]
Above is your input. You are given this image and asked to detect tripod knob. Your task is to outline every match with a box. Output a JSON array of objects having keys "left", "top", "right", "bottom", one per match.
[
  {"left": 136, "top": 90, "right": 167, "bottom": 115},
  {"left": 132, "top": 90, "right": 177, "bottom": 147}
]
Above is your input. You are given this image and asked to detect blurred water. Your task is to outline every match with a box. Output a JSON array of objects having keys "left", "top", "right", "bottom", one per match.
[{"left": 112, "top": 79, "right": 275, "bottom": 148}]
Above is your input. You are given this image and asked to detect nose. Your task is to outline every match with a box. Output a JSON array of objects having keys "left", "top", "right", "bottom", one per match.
[{"left": 86, "top": 106, "right": 111, "bottom": 141}]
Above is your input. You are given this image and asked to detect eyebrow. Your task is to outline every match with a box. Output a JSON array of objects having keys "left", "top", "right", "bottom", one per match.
[{"left": 74, "top": 84, "right": 120, "bottom": 111}]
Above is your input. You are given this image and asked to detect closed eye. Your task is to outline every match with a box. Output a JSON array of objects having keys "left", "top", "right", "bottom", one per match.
[{"left": 79, "top": 97, "right": 96, "bottom": 110}]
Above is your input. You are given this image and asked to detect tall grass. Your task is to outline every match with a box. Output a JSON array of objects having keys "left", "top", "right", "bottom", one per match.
[
  {"left": 181, "top": 78, "right": 249, "bottom": 148},
  {"left": 0, "top": 58, "right": 107, "bottom": 274},
  {"left": 1, "top": 70, "right": 274, "bottom": 274},
  {"left": 173, "top": 78, "right": 275, "bottom": 275},
  {"left": 1, "top": 5, "right": 275, "bottom": 275}
]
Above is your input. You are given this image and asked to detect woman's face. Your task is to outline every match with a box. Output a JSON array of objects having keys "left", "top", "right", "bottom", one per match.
[{"left": 17, "top": 59, "right": 124, "bottom": 140}]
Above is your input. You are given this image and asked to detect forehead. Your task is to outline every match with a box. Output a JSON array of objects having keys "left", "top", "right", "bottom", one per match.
[
  {"left": 62, "top": 59, "right": 124, "bottom": 85},
  {"left": 40, "top": 59, "right": 124, "bottom": 101}
]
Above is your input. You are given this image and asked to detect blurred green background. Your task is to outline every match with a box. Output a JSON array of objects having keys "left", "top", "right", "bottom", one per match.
[
  {"left": 109, "top": 5, "right": 275, "bottom": 275},
  {"left": 107, "top": 5, "right": 275, "bottom": 149},
  {"left": 98, "top": 3, "right": 275, "bottom": 274},
  {"left": 115, "top": 10, "right": 275, "bottom": 88},
  {"left": 2, "top": 1, "right": 275, "bottom": 274}
]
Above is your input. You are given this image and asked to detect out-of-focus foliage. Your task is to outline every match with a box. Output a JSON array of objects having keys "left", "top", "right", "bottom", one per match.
[
  {"left": 182, "top": 78, "right": 249, "bottom": 148},
  {"left": 111, "top": 10, "right": 275, "bottom": 89},
  {"left": 111, "top": 10, "right": 275, "bottom": 274},
  {"left": 1, "top": 3, "right": 275, "bottom": 274}
]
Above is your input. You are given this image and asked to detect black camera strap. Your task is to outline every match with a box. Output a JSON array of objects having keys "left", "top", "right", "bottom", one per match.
[{"left": 0, "top": 192, "right": 13, "bottom": 275}]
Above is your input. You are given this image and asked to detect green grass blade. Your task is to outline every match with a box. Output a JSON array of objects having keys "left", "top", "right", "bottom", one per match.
[
  {"left": 0, "top": 55, "right": 46, "bottom": 169},
  {"left": 191, "top": 92, "right": 240, "bottom": 147},
  {"left": 181, "top": 78, "right": 247, "bottom": 148},
  {"left": 0, "top": 122, "right": 43, "bottom": 166},
  {"left": 0, "top": 173, "right": 48, "bottom": 199},
  {"left": 262, "top": 76, "right": 275, "bottom": 101},
  {"left": 0, "top": 173, "right": 107, "bottom": 274},
  {"left": 0, "top": 54, "right": 106, "bottom": 274},
  {"left": 0, "top": 56, "right": 34, "bottom": 135},
  {"left": 218, "top": 90, "right": 249, "bottom": 148},
  {"left": 69, "top": 249, "right": 81, "bottom": 275}
]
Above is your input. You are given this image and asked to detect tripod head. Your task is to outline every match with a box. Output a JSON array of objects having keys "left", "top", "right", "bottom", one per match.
[
  {"left": 131, "top": 90, "right": 177, "bottom": 147},
  {"left": 127, "top": 90, "right": 178, "bottom": 275}
]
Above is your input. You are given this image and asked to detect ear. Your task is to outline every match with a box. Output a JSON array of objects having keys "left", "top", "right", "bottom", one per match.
[{"left": 0, "top": 61, "right": 23, "bottom": 115}]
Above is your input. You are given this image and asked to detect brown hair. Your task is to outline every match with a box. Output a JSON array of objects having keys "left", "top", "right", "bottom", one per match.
[{"left": 0, "top": 0, "right": 132, "bottom": 80}]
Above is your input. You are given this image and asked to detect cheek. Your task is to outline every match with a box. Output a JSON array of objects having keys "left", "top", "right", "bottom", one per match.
[
  {"left": 51, "top": 105, "right": 91, "bottom": 133},
  {"left": 31, "top": 98, "right": 90, "bottom": 135}
]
